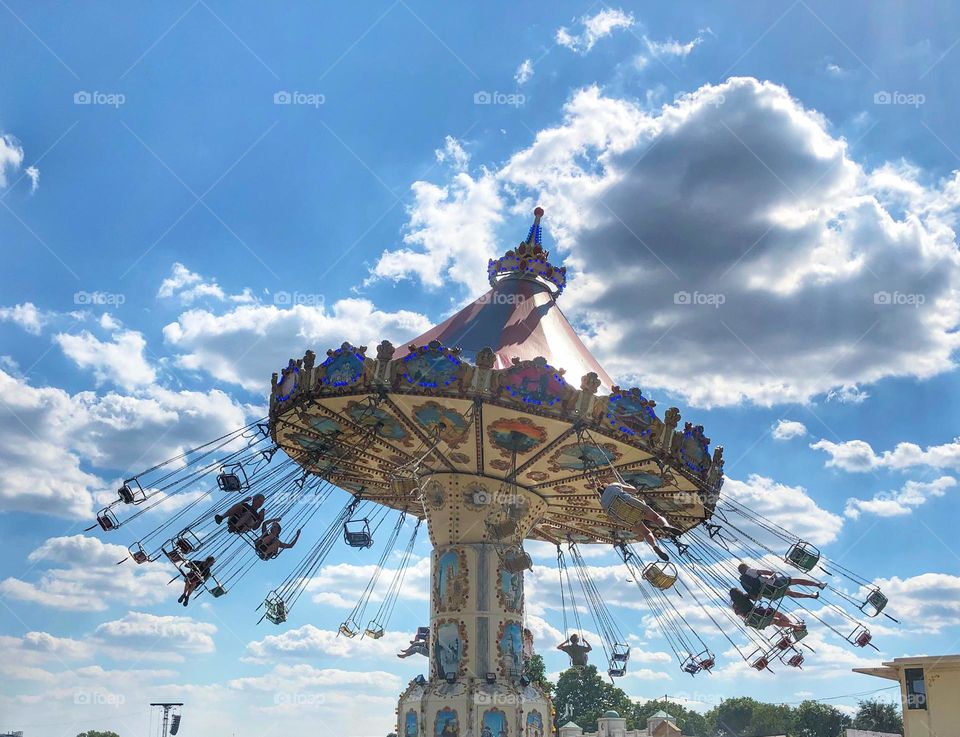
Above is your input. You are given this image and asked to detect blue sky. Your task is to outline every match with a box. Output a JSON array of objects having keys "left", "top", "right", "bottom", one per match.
[{"left": 2, "top": 1, "right": 960, "bottom": 735}]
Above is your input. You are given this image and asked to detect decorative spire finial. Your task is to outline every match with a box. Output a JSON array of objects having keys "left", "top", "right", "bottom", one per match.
[
  {"left": 487, "top": 205, "right": 566, "bottom": 296},
  {"left": 524, "top": 207, "right": 544, "bottom": 247}
]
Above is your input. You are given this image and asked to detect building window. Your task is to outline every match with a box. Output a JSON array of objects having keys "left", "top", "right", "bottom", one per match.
[{"left": 905, "top": 667, "right": 927, "bottom": 710}]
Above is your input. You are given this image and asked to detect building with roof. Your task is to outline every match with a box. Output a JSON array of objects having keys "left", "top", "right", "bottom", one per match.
[
  {"left": 854, "top": 654, "right": 959, "bottom": 737},
  {"left": 559, "top": 709, "right": 683, "bottom": 737}
]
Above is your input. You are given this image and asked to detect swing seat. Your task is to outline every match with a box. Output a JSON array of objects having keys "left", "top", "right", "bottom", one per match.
[
  {"left": 848, "top": 625, "right": 873, "bottom": 648},
  {"left": 785, "top": 541, "right": 820, "bottom": 572},
  {"left": 682, "top": 660, "right": 702, "bottom": 675},
  {"left": 859, "top": 588, "right": 888, "bottom": 617},
  {"left": 486, "top": 519, "right": 518, "bottom": 540},
  {"left": 786, "top": 652, "right": 804, "bottom": 668},
  {"left": 699, "top": 655, "right": 716, "bottom": 671},
  {"left": 208, "top": 582, "right": 227, "bottom": 598},
  {"left": 751, "top": 656, "right": 770, "bottom": 671},
  {"left": 775, "top": 635, "right": 792, "bottom": 651},
  {"left": 607, "top": 663, "right": 627, "bottom": 678},
  {"left": 791, "top": 623, "right": 809, "bottom": 642},
  {"left": 503, "top": 548, "right": 533, "bottom": 573},
  {"left": 365, "top": 624, "right": 385, "bottom": 639},
  {"left": 415, "top": 626, "right": 430, "bottom": 640},
  {"left": 339, "top": 620, "right": 359, "bottom": 638},
  {"left": 263, "top": 592, "right": 287, "bottom": 624},
  {"left": 744, "top": 607, "right": 776, "bottom": 630},
  {"left": 611, "top": 643, "right": 630, "bottom": 663},
  {"left": 129, "top": 543, "right": 152, "bottom": 564},
  {"left": 217, "top": 473, "right": 242, "bottom": 492},
  {"left": 757, "top": 577, "right": 792, "bottom": 601},
  {"left": 600, "top": 484, "right": 648, "bottom": 527},
  {"left": 117, "top": 480, "right": 146, "bottom": 505},
  {"left": 174, "top": 530, "right": 202, "bottom": 555},
  {"left": 343, "top": 519, "right": 373, "bottom": 548},
  {"left": 96, "top": 508, "right": 120, "bottom": 531},
  {"left": 642, "top": 561, "right": 678, "bottom": 590},
  {"left": 164, "top": 546, "right": 185, "bottom": 564}
]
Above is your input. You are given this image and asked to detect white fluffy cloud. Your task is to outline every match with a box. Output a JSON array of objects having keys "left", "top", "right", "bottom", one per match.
[
  {"left": 556, "top": 9, "right": 634, "bottom": 53},
  {"left": 0, "top": 302, "right": 54, "bottom": 335},
  {"left": 371, "top": 77, "right": 960, "bottom": 408},
  {"left": 163, "top": 299, "right": 431, "bottom": 391},
  {"left": 811, "top": 436, "right": 960, "bottom": 472},
  {"left": 0, "top": 368, "right": 249, "bottom": 517},
  {"left": 245, "top": 624, "right": 415, "bottom": 662},
  {"left": 723, "top": 473, "right": 844, "bottom": 545},
  {"left": 515, "top": 58, "right": 534, "bottom": 85},
  {"left": 844, "top": 476, "right": 956, "bottom": 519},
  {"left": 93, "top": 611, "right": 217, "bottom": 660},
  {"left": 772, "top": 419, "right": 807, "bottom": 440},
  {"left": 55, "top": 328, "right": 157, "bottom": 390},
  {"left": 0, "top": 132, "right": 36, "bottom": 190},
  {"left": 0, "top": 535, "right": 172, "bottom": 611},
  {"left": 871, "top": 573, "right": 960, "bottom": 633},
  {"left": 157, "top": 262, "right": 254, "bottom": 305}
]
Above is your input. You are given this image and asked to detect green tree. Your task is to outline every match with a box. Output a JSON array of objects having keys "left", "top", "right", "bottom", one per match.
[
  {"left": 707, "top": 697, "right": 794, "bottom": 736},
  {"left": 526, "top": 653, "right": 554, "bottom": 696},
  {"left": 851, "top": 698, "right": 903, "bottom": 733},
  {"left": 76, "top": 732, "right": 121, "bottom": 737},
  {"left": 553, "top": 665, "right": 635, "bottom": 732},
  {"left": 630, "top": 699, "right": 709, "bottom": 737},
  {"left": 794, "top": 700, "right": 851, "bottom": 737}
]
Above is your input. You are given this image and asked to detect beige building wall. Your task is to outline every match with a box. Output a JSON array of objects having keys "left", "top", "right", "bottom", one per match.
[{"left": 854, "top": 654, "right": 960, "bottom": 737}]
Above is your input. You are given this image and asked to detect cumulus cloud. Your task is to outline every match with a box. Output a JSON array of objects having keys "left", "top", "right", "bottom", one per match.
[
  {"left": 163, "top": 299, "right": 431, "bottom": 391},
  {"left": 56, "top": 328, "right": 157, "bottom": 390},
  {"left": 844, "top": 476, "right": 956, "bottom": 518},
  {"left": 0, "top": 368, "right": 249, "bottom": 517},
  {"left": 93, "top": 611, "right": 217, "bottom": 661},
  {"left": 772, "top": 419, "right": 807, "bottom": 440},
  {"left": 871, "top": 572, "right": 960, "bottom": 633},
  {"left": 515, "top": 58, "right": 534, "bottom": 85},
  {"left": 0, "top": 133, "right": 37, "bottom": 190},
  {"left": 371, "top": 77, "right": 960, "bottom": 407},
  {"left": 433, "top": 135, "right": 470, "bottom": 172},
  {"left": 643, "top": 32, "right": 705, "bottom": 58},
  {"left": 245, "top": 624, "right": 415, "bottom": 661},
  {"left": 157, "top": 262, "right": 254, "bottom": 305},
  {"left": 307, "top": 556, "right": 430, "bottom": 608},
  {"left": 0, "top": 302, "right": 55, "bottom": 335},
  {"left": 556, "top": 9, "right": 634, "bottom": 53},
  {"left": 811, "top": 436, "right": 960, "bottom": 472},
  {"left": 722, "top": 474, "right": 844, "bottom": 545},
  {"left": 0, "top": 535, "right": 171, "bottom": 611}
]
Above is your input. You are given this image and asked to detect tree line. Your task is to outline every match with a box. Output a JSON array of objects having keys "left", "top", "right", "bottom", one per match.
[{"left": 526, "top": 658, "right": 902, "bottom": 737}]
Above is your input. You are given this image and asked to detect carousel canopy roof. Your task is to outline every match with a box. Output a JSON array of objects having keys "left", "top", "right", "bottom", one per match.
[
  {"left": 409, "top": 206, "right": 613, "bottom": 389},
  {"left": 407, "top": 278, "right": 614, "bottom": 391}
]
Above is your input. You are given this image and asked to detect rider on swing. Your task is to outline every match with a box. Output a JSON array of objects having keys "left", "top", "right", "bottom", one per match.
[
  {"left": 557, "top": 633, "right": 592, "bottom": 667},
  {"left": 215, "top": 493, "right": 266, "bottom": 534}
]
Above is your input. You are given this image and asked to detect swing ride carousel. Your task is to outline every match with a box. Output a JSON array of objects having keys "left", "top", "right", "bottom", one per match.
[{"left": 93, "top": 209, "right": 898, "bottom": 737}]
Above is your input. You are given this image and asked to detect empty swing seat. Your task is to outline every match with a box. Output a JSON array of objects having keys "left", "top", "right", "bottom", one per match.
[
  {"left": 859, "top": 588, "right": 888, "bottom": 617},
  {"left": 642, "top": 562, "right": 678, "bottom": 590},
  {"left": 365, "top": 622, "right": 385, "bottom": 639},
  {"left": 263, "top": 592, "right": 287, "bottom": 624},
  {"left": 785, "top": 652, "right": 804, "bottom": 668},
  {"left": 129, "top": 543, "right": 151, "bottom": 564},
  {"left": 217, "top": 473, "right": 242, "bottom": 492},
  {"left": 117, "top": 481, "right": 146, "bottom": 505},
  {"left": 339, "top": 620, "right": 359, "bottom": 638},
  {"left": 96, "top": 508, "right": 120, "bottom": 531},
  {"left": 611, "top": 643, "right": 630, "bottom": 663},
  {"left": 607, "top": 662, "right": 627, "bottom": 678},
  {"left": 848, "top": 625, "right": 873, "bottom": 648},
  {"left": 751, "top": 655, "right": 771, "bottom": 671},
  {"left": 785, "top": 541, "right": 821, "bottom": 572},
  {"left": 343, "top": 519, "right": 373, "bottom": 548},
  {"left": 503, "top": 548, "right": 533, "bottom": 573}
]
